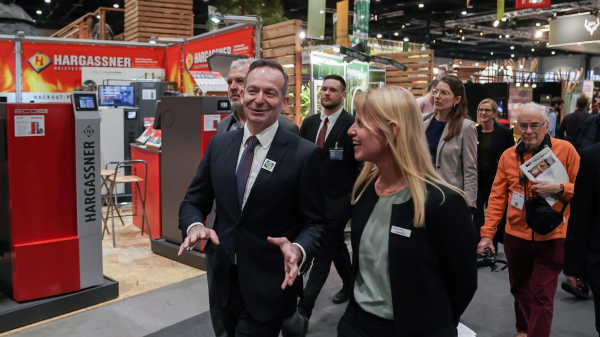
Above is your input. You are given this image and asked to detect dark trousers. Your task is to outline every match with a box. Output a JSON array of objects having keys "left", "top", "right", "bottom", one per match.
[
  {"left": 206, "top": 248, "right": 227, "bottom": 337},
  {"left": 337, "top": 300, "right": 394, "bottom": 337},
  {"left": 504, "top": 233, "right": 565, "bottom": 337},
  {"left": 219, "top": 266, "right": 284, "bottom": 337},
  {"left": 474, "top": 172, "right": 505, "bottom": 250},
  {"left": 590, "top": 282, "right": 600, "bottom": 334},
  {"left": 298, "top": 219, "right": 352, "bottom": 317}
]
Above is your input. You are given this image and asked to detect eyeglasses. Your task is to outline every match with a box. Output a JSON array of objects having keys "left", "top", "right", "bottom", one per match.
[
  {"left": 517, "top": 121, "right": 546, "bottom": 132},
  {"left": 477, "top": 108, "right": 494, "bottom": 114},
  {"left": 431, "top": 89, "right": 452, "bottom": 97}
]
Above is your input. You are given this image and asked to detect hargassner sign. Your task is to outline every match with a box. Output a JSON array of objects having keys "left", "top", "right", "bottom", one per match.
[{"left": 549, "top": 13, "right": 600, "bottom": 53}]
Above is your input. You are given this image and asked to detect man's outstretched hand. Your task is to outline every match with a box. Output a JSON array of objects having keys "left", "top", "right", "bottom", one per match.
[
  {"left": 267, "top": 236, "right": 303, "bottom": 290},
  {"left": 178, "top": 226, "right": 220, "bottom": 256}
]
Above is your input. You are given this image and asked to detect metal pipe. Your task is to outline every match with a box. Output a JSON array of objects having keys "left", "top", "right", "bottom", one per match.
[{"left": 15, "top": 32, "right": 24, "bottom": 103}]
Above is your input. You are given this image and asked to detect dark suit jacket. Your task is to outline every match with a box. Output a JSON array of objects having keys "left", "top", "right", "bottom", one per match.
[
  {"left": 350, "top": 182, "right": 478, "bottom": 335},
  {"left": 300, "top": 110, "right": 360, "bottom": 225},
  {"left": 476, "top": 122, "right": 515, "bottom": 188},
  {"left": 217, "top": 112, "right": 300, "bottom": 135},
  {"left": 564, "top": 142, "right": 600, "bottom": 288},
  {"left": 178, "top": 125, "right": 327, "bottom": 322}
]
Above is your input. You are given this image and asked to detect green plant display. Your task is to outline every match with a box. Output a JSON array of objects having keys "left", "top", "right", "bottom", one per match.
[
  {"left": 289, "top": 83, "right": 311, "bottom": 122},
  {"left": 210, "top": 0, "right": 288, "bottom": 26}
]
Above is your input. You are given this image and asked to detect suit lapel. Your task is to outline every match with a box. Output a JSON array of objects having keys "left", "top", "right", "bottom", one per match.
[
  {"left": 306, "top": 114, "right": 320, "bottom": 144},
  {"left": 225, "top": 131, "right": 244, "bottom": 218},
  {"left": 323, "top": 110, "right": 349, "bottom": 153},
  {"left": 237, "top": 125, "right": 290, "bottom": 224}
]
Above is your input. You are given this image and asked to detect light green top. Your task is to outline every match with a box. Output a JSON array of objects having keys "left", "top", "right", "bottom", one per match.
[{"left": 354, "top": 187, "right": 412, "bottom": 320}]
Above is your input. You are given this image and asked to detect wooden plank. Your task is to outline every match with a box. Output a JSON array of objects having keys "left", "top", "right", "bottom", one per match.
[
  {"left": 126, "top": 26, "right": 192, "bottom": 36},
  {"left": 127, "top": 21, "right": 192, "bottom": 31},
  {"left": 126, "top": 6, "right": 191, "bottom": 15},
  {"left": 262, "top": 35, "right": 296, "bottom": 49},
  {"left": 378, "top": 50, "right": 433, "bottom": 58},
  {"left": 388, "top": 56, "right": 431, "bottom": 63},
  {"left": 263, "top": 20, "right": 295, "bottom": 31},
  {"left": 288, "top": 85, "right": 295, "bottom": 94},
  {"left": 393, "top": 83, "right": 429, "bottom": 88},
  {"left": 269, "top": 55, "right": 295, "bottom": 66},
  {"left": 293, "top": 24, "right": 302, "bottom": 127},
  {"left": 386, "top": 69, "right": 430, "bottom": 76},
  {"left": 262, "top": 25, "right": 296, "bottom": 40},
  {"left": 263, "top": 46, "right": 295, "bottom": 58},
  {"left": 410, "top": 89, "right": 427, "bottom": 95},
  {"left": 126, "top": 15, "right": 191, "bottom": 26},
  {"left": 136, "top": 2, "right": 193, "bottom": 11},
  {"left": 288, "top": 75, "right": 295, "bottom": 84},
  {"left": 383, "top": 76, "right": 431, "bottom": 82},
  {"left": 284, "top": 105, "right": 295, "bottom": 115}
]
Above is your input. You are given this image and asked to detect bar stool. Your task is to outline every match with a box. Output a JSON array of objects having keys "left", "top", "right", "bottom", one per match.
[
  {"left": 104, "top": 160, "right": 152, "bottom": 247},
  {"left": 103, "top": 164, "right": 126, "bottom": 227}
]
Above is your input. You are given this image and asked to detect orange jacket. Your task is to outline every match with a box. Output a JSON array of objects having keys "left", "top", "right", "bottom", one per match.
[{"left": 481, "top": 135, "right": 580, "bottom": 241}]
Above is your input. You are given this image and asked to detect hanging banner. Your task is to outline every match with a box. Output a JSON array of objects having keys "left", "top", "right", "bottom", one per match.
[
  {"left": 548, "top": 13, "right": 600, "bottom": 54},
  {"left": 21, "top": 42, "right": 166, "bottom": 102},
  {"left": 0, "top": 40, "right": 16, "bottom": 102},
  {"left": 515, "top": 0, "right": 551, "bottom": 9},
  {"left": 336, "top": 0, "right": 349, "bottom": 47},
  {"left": 183, "top": 27, "right": 254, "bottom": 94},
  {"left": 353, "top": 0, "right": 370, "bottom": 40},
  {"left": 497, "top": 0, "right": 504, "bottom": 21},
  {"left": 166, "top": 44, "right": 182, "bottom": 91},
  {"left": 307, "top": 0, "right": 326, "bottom": 39}
]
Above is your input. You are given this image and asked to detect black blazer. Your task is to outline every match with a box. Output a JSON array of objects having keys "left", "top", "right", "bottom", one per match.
[
  {"left": 178, "top": 125, "right": 327, "bottom": 322},
  {"left": 350, "top": 182, "right": 478, "bottom": 336},
  {"left": 564, "top": 142, "right": 600, "bottom": 288},
  {"left": 300, "top": 110, "right": 360, "bottom": 225},
  {"left": 476, "top": 122, "right": 515, "bottom": 188}
]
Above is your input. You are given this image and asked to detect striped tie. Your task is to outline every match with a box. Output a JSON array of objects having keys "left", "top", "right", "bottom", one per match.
[{"left": 235, "top": 136, "right": 259, "bottom": 208}]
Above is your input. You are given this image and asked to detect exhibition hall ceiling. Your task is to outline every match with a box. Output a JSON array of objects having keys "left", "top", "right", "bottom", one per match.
[{"left": 17, "top": 0, "right": 597, "bottom": 60}]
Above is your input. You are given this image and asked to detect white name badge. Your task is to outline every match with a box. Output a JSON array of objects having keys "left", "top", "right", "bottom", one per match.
[
  {"left": 511, "top": 191, "right": 525, "bottom": 210},
  {"left": 262, "top": 159, "right": 276, "bottom": 172},
  {"left": 391, "top": 226, "right": 411, "bottom": 237}
]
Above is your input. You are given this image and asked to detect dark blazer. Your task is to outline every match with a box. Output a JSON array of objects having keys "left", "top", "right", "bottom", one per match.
[
  {"left": 574, "top": 114, "right": 600, "bottom": 152},
  {"left": 300, "top": 110, "right": 360, "bottom": 225},
  {"left": 476, "top": 122, "right": 515, "bottom": 188},
  {"left": 564, "top": 142, "right": 600, "bottom": 287},
  {"left": 217, "top": 112, "right": 300, "bottom": 135},
  {"left": 178, "top": 125, "right": 327, "bottom": 323},
  {"left": 350, "top": 182, "right": 478, "bottom": 336}
]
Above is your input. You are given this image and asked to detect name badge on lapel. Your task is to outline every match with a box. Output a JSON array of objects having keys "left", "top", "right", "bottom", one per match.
[
  {"left": 262, "top": 159, "right": 276, "bottom": 172},
  {"left": 330, "top": 142, "right": 343, "bottom": 160},
  {"left": 391, "top": 226, "right": 411, "bottom": 237}
]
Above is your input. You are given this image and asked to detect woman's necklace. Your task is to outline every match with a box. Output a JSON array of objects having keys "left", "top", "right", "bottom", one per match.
[{"left": 376, "top": 178, "right": 405, "bottom": 194}]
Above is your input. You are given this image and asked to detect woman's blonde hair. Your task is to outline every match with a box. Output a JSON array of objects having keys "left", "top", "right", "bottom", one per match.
[
  {"left": 352, "top": 86, "right": 465, "bottom": 227},
  {"left": 477, "top": 98, "right": 499, "bottom": 124}
]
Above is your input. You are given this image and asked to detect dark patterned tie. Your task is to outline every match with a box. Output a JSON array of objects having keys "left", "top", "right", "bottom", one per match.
[
  {"left": 316, "top": 117, "right": 328, "bottom": 148},
  {"left": 235, "top": 136, "right": 260, "bottom": 209}
]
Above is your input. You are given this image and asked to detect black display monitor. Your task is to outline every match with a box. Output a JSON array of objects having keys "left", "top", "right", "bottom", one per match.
[
  {"left": 72, "top": 93, "right": 98, "bottom": 112},
  {"left": 98, "top": 85, "right": 135, "bottom": 107}
]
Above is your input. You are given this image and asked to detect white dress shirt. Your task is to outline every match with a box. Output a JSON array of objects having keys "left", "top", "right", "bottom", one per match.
[
  {"left": 315, "top": 106, "right": 344, "bottom": 144},
  {"left": 187, "top": 120, "right": 306, "bottom": 269}
]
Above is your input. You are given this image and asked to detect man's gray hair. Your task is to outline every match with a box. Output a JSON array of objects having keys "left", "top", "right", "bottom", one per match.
[
  {"left": 517, "top": 102, "right": 550, "bottom": 123},
  {"left": 230, "top": 57, "right": 256, "bottom": 70}
]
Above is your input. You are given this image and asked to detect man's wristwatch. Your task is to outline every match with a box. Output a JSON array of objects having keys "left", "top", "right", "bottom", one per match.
[{"left": 557, "top": 184, "right": 564, "bottom": 197}]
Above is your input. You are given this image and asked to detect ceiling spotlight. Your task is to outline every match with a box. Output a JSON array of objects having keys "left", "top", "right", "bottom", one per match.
[
  {"left": 479, "top": 31, "right": 484, "bottom": 36},
  {"left": 532, "top": 84, "right": 537, "bottom": 88},
  {"left": 516, "top": 83, "right": 521, "bottom": 87},
  {"left": 402, "top": 25, "right": 405, "bottom": 29},
  {"left": 531, "top": 48, "right": 535, "bottom": 52},
  {"left": 459, "top": 29, "right": 463, "bottom": 33},
  {"left": 432, "top": 39, "right": 436, "bottom": 43},
  {"left": 404, "top": 37, "right": 409, "bottom": 42},
  {"left": 462, "top": 11, "right": 467, "bottom": 15},
  {"left": 394, "top": 32, "right": 399, "bottom": 36},
  {"left": 419, "top": 3, "right": 424, "bottom": 8},
  {"left": 524, "top": 83, "right": 529, "bottom": 88},
  {"left": 36, "top": 10, "right": 42, "bottom": 14},
  {"left": 535, "top": 30, "right": 543, "bottom": 38},
  {"left": 510, "top": 46, "right": 514, "bottom": 50},
  {"left": 490, "top": 52, "right": 494, "bottom": 55},
  {"left": 475, "top": 63, "right": 479, "bottom": 66},
  {"left": 320, "top": 10, "right": 324, "bottom": 13},
  {"left": 551, "top": 51, "right": 556, "bottom": 55},
  {"left": 493, "top": 20, "right": 499, "bottom": 27},
  {"left": 299, "top": 31, "right": 306, "bottom": 39},
  {"left": 501, "top": 17, "right": 507, "bottom": 22},
  {"left": 459, "top": 61, "right": 463, "bottom": 64},
  {"left": 377, "top": 33, "right": 382, "bottom": 38},
  {"left": 462, "top": 36, "right": 465, "bottom": 40},
  {"left": 499, "top": 35, "right": 503, "bottom": 39},
  {"left": 113, "top": 4, "right": 119, "bottom": 8},
  {"left": 511, "top": 54, "right": 514, "bottom": 57},
  {"left": 97, "top": 15, "right": 100, "bottom": 19},
  {"left": 211, "top": 14, "right": 221, "bottom": 23},
  {"left": 505, "top": 34, "right": 510, "bottom": 38},
  {"left": 536, "top": 23, "right": 541, "bottom": 27},
  {"left": 458, "top": 40, "right": 461, "bottom": 43},
  {"left": 149, "top": 36, "right": 157, "bottom": 44},
  {"left": 45, "top": 0, "right": 50, "bottom": 2},
  {"left": 519, "top": 65, "right": 524, "bottom": 69}
]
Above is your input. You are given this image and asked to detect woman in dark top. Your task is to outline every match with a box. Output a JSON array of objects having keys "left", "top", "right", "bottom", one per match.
[
  {"left": 475, "top": 99, "right": 515, "bottom": 252},
  {"left": 339, "top": 86, "right": 478, "bottom": 337}
]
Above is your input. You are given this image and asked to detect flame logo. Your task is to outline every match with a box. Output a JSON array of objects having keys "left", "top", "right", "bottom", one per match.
[
  {"left": 186, "top": 52, "right": 193, "bottom": 72},
  {"left": 585, "top": 18, "right": 600, "bottom": 35},
  {"left": 0, "top": 63, "right": 15, "bottom": 92},
  {"left": 28, "top": 52, "right": 52, "bottom": 73}
]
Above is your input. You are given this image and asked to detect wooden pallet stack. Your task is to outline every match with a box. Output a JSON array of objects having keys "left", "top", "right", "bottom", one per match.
[
  {"left": 452, "top": 60, "right": 487, "bottom": 82},
  {"left": 379, "top": 50, "right": 434, "bottom": 97},
  {"left": 261, "top": 20, "right": 303, "bottom": 126},
  {"left": 124, "top": 0, "right": 193, "bottom": 42}
]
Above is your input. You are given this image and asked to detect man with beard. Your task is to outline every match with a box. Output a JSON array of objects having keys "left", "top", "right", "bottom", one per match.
[
  {"left": 218, "top": 58, "right": 299, "bottom": 135},
  {"left": 282, "top": 74, "right": 359, "bottom": 336}
]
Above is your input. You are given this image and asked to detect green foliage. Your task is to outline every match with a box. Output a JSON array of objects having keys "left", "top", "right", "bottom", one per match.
[
  {"left": 289, "top": 83, "right": 311, "bottom": 122},
  {"left": 213, "top": 0, "right": 288, "bottom": 26}
]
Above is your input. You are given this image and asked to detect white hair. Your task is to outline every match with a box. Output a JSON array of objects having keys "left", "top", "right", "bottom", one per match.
[
  {"left": 230, "top": 57, "right": 256, "bottom": 70},
  {"left": 517, "top": 102, "right": 550, "bottom": 123}
]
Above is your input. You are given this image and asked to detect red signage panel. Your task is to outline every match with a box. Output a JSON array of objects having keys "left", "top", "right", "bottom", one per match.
[{"left": 515, "top": 0, "right": 551, "bottom": 9}]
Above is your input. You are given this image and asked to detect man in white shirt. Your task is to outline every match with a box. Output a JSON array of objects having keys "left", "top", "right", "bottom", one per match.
[{"left": 178, "top": 59, "right": 327, "bottom": 337}]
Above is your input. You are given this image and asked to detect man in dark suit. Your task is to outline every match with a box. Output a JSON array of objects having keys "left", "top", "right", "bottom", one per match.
[
  {"left": 564, "top": 142, "right": 600, "bottom": 333},
  {"left": 297, "top": 75, "right": 359, "bottom": 320},
  {"left": 178, "top": 59, "right": 327, "bottom": 336}
]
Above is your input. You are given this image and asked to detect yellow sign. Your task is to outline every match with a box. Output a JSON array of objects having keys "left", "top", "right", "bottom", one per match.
[{"left": 336, "top": 0, "right": 349, "bottom": 47}]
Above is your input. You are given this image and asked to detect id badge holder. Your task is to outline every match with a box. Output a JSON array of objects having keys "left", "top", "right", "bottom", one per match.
[{"left": 330, "top": 142, "right": 343, "bottom": 160}]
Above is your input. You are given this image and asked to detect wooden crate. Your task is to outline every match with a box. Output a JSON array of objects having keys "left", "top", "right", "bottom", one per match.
[
  {"left": 262, "top": 20, "right": 303, "bottom": 126},
  {"left": 124, "top": 0, "right": 193, "bottom": 42},
  {"left": 376, "top": 50, "right": 435, "bottom": 98}
]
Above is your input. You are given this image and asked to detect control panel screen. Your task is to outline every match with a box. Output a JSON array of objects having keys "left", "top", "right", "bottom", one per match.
[
  {"left": 126, "top": 110, "right": 138, "bottom": 120},
  {"left": 73, "top": 93, "right": 98, "bottom": 111},
  {"left": 218, "top": 100, "right": 230, "bottom": 111}
]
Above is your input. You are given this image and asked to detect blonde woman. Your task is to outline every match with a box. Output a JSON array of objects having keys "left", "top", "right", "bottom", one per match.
[{"left": 338, "top": 86, "right": 477, "bottom": 337}]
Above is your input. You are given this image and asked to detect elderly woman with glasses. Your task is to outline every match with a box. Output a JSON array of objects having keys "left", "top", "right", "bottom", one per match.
[
  {"left": 475, "top": 99, "right": 515, "bottom": 253},
  {"left": 424, "top": 75, "right": 478, "bottom": 213}
]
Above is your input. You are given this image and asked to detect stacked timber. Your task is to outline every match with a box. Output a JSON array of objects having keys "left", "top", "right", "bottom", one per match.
[{"left": 124, "top": 0, "right": 193, "bottom": 42}]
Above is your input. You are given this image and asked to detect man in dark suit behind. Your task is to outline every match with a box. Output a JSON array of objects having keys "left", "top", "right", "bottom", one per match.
[
  {"left": 564, "top": 142, "right": 600, "bottom": 333},
  {"left": 297, "top": 75, "right": 359, "bottom": 322},
  {"left": 178, "top": 59, "right": 327, "bottom": 336}
]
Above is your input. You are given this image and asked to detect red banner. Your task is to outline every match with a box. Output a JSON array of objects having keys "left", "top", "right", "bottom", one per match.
[
  {"left": 183, "top": 27, "right": 254, "bottom": 93},
  {"left": 0, "top": 40, "right": 16, "bottom": 93},
  {"left": 166, "top": 45, "right": 182, "bottom": 92},
  {"left": 515, "top": 0, "right": 551, "bottom": 9},
  {"left": 21, "top": 42, "right": 166, "bottom": 98}
]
